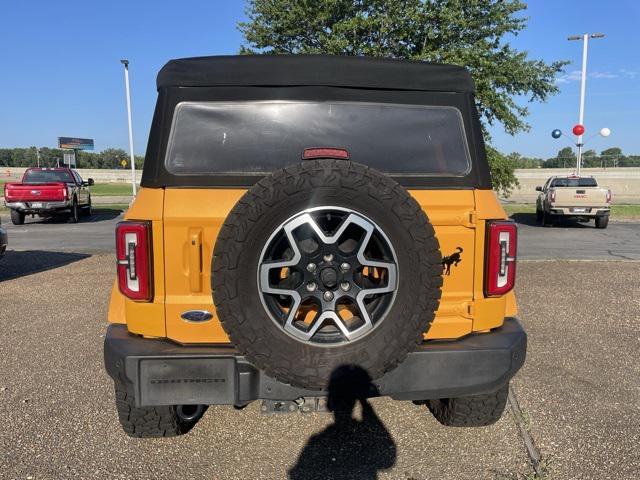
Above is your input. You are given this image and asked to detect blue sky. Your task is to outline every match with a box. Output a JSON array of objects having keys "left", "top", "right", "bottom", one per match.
[{"left": 1, "top": 0, "right": 638, "bottom": 158}]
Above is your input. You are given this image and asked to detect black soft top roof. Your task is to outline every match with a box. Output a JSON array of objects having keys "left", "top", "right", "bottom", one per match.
[{"left": 157, "top": 55, "right": 475, "bottom": 93}]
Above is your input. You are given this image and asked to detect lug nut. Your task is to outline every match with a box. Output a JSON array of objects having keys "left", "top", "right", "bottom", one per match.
[
  {"left": 340, "top": 282, "right": 351, "bottom": 292},
  {"left": 306, "top": 282, "right": 317, "bottom": 292},
  {"left": 323, "top": 253, "right": 334, "bottom": 262},
  {"left": 306, "top": 263, "right": 317, "bottom": 273},
  {"left": 323, "top": 291, "right": 334, "bottom": 301},
  {"left": 340, "top": 262, "right": 350, "bottom": 272}
]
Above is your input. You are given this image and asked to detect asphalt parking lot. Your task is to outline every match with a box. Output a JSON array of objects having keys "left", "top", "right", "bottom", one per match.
[
  {"left": 2, "top": 210, "right": 639, "bottom": 260},
  {"left": 1, "top": 214, "right": 639, "bottom": 479}
]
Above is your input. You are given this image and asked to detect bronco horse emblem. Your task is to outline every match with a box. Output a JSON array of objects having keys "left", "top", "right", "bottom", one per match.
[{"left": 442, "top": 247, "right": 463, "bottom": 276}]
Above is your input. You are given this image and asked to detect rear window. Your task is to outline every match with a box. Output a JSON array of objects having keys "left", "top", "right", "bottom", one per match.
[
  {"left": 23, "top": 170, "right": 73, "bottom": 183},
  {"left": 165, "top": 101, "right": 471, "bottom": 177},
  {"left": 551, "top": 177, "right": 598, "bottom": 187}
]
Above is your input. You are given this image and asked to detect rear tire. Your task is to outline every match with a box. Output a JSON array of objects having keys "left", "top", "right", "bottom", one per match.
[
  {"left": 535, "top": 208, "right": 543, "bottom": 223},
  {"left": 114, "top": 387, "right": 206, "bottom": 438},
  {"left": 595, "top": 216, "right": 609, "bottom": 229},
  {"left": 541, "top": 211, "right": 552, "bottom": 227},
  {"left": 68, "top": 198, "right": 79, "bottom": 223},
  {"left": 10, "top": 209, "right": 25, "bottom": 225},
  {"left": 427, "top": 383, "right": 509, "bottom": 427},
  {"left": 82, "top": 197, "right": 93, "bottom": 217}
]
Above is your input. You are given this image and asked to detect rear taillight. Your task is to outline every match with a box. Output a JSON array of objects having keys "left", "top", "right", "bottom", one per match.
[
  {"left": 485, "top": 221, "right": 517, "bottom": 297},
  {"left": 62, "top": 188, "right": 68, "bottom": 199},
  {"left": 116, "top": 221, "right": 153, "bottom": 301},
  {"left": 606, "top": 189, "right": 611, "bottom": 203},
  {"left": 549, "top": 189, "right": 556, "bottom": 203}
]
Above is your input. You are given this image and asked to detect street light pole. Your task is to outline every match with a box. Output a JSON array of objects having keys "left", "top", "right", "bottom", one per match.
[
  {"left": 120, "top": 59, "right": 137, "bottom": 197},
  {"left": 568, "top": 33, "right": 604, "bottom": 176}
]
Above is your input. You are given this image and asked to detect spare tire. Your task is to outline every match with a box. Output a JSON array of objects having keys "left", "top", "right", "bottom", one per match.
[{"left": 212, "top": 160, "right": 442, "bottom": 390}]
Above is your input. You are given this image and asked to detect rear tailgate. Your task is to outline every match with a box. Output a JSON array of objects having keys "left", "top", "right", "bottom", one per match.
[
  {"left": 4, "top": 182, "right": 67, "bottom": 202},
  {"left": 552, "top": 187, "right": 608, "bottom": 208}
]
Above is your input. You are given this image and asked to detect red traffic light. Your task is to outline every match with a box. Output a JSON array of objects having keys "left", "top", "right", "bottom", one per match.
[{"left": 572, "top": 124, "right": 585, "bottom": 136}]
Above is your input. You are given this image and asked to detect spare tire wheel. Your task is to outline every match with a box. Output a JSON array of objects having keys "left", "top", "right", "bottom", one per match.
[{"left": 212, "top": 160, "right": 443, "bottom": 390}]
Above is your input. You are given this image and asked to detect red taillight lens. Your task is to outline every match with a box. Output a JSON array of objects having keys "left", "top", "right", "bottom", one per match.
[
  {"left": 302, "top": 147, "right": 350, "bottom": 160},
  {"left": 549, "top": 189, "right": 556, "bottom": 202},
  {"left": 606, "top": 189, "right": 611, "bottom": 203},
  {"left": 116, "top": 221, "right": 153, "bottom": 302},
  {"left": 485, "top": 221, "right": 517, "bottom": 297}
]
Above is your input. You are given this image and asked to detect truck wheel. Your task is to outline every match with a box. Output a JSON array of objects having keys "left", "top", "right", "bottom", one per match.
[
  {"left": 114, "top": 387, "right": 206, "bottom": 438},
  {"left": 426, "top": 383, "right": 509, "bottom": 427},
  {"left": 595, "top": 216, "right": 609, "bottom": 229},
  {"left": 68, "top": 198, "right": 79, "bottom": 223},
  {"left": 212, "top": 159, "right": 443, "bottom": 390},
  {"left": 10, "top": 209, "right": 25, "bottom": 225},
  {"left": 541, "top": 211, "right": 552, "bottom": 227},
  {"left": 82, "top": 197, "right": 93, "bottom": 217},
  {"left": 535, "top": 208, "right": 543, "bottom": 223}
]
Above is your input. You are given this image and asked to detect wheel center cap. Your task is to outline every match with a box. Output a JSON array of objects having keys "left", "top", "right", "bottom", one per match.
[{"left": 319, "top": 267, "right": 338, "bottom": 289}]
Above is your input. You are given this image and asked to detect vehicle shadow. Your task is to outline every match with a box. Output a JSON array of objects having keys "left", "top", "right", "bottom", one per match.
[
  {"left": 17, "top": 207, "right": 124, "bottom": 225},
  {"left": 510, "top": 213, "right": 592, "bottom": 229},
  {"left": 0, "top": 250, "right": 90, "bottom": 282},
  {"left": 288, "top": 365, "right": 397, "bottom": 480}
]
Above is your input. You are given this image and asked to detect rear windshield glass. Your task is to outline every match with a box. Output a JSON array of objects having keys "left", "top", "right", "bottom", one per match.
[
  {"left": 165, "top": 102, "right": 471, "bottom": 177},
  {"left": 551, "top": 177, "right": 598, "bottom": 187},
  {"left": 23, "top": 170, "right": 73, "bottom": 183}
]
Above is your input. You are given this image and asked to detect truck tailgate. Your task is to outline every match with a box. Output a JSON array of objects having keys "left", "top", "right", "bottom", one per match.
[
  {"left": 552, "top": 187, "right": 608, "bottom": 207},
  {"left": 4, "top": 182, "right": 67, "bottom": 202}
]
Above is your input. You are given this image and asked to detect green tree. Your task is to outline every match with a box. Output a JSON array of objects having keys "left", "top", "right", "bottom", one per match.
[
  {"left": 486, "top": 146, "right": 519, "bottom": 196},
  {"left": 239, "top": 0, "right": 566, "bottom": 194}
]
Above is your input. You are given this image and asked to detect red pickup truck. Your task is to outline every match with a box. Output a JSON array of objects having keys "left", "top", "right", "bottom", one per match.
[{"left": 3, "top": 167, "right": 93, "bottom": 225}]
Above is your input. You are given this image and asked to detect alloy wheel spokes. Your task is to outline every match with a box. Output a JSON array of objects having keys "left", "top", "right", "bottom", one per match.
[{"left": 258, "top": 208, "right": 398, "bottom": 344}]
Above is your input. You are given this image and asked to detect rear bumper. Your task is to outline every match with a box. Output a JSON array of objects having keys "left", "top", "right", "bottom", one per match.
[
  {"left": 549, "top": 206, "right": 610, "bottom": 217},
  {"left": 5, "top": 200, "right": 70, "bottom": 212},
  {"left": 104, "top": 318, "right": 526, "bottom": 407}
]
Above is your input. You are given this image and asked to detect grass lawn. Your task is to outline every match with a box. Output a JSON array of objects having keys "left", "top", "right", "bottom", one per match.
[
  {"left": 502, "top": 203, "right": 640, "bottom": 220},
  {"left": 88, "top": 183, "right": 134, "bottom": 196},
  {"left": 0, "top": 178, "right": 133, "bottom": 197}
]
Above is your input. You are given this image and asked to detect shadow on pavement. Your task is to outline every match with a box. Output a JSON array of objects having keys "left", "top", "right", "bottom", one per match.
[
  {"left": 0, "top": 250, "right": 90, "bottom": 282},
  {"left": 14, "top": 207, "right": 123, "bottom": 225},
  {"left": 510, "top": 212, "right": 593, "bottom": 229},
  {"left": 288, "top": 365, "right": 397, "bottom": 480}
]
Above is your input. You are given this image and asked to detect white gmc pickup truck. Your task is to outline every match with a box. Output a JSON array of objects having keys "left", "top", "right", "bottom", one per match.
[{"left": 535, "top": 175, "right": 611, "bottom": 228}]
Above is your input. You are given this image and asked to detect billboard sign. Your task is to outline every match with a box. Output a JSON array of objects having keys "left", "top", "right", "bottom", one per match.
[{"left": 58, "top": 137, "right": 94, "bottom": 150}]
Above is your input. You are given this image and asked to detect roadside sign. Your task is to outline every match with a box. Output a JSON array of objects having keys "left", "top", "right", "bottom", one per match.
[
  {"left": 120, "top": 159, "right": 128, "bottom": 168},
  {"left": 58, "top": 137, "right": 94, "bottom": 150},
  {"left": 63, "top": 151, "right": 76, "bottom": 167}
]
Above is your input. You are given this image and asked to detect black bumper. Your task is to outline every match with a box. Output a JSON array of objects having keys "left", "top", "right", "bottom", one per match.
[{"left": 104, "top": 318, "right": 526, "bottom": 407}]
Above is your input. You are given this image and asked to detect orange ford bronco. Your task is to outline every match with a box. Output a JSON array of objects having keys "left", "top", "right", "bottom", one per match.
[{"left": 104, "top": 55, "right": 525, "bottom": 437}]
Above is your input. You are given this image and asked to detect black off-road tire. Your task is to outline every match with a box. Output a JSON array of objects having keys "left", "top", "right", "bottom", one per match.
[
  {"left": 427, "top": 383, "right": 509, "bottom": 427},
  {"left": 212, "top": 159, "right": 443, "bottom": 390},
  {"left": 595, "top": 215, "right": 609, "bottom": 229},
  {"left": 10, "top": 209, "right": 25, "bottom": 225},
  {"left": 114, "top": 387, "right": 206, "bottom": 438}
]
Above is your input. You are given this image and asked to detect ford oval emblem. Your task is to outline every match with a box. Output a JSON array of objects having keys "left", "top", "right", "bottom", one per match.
[{"left": 180, "top": 310, "right": 213, "bottom": 323}]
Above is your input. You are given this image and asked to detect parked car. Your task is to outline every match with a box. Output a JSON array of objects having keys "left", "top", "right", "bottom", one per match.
[
  {"left": 0, "top": 216, "right": 7, "bottom": 258},
  {"left": 3, "top": 167, "right": 93, "bottom": 225},
  {"left": 104, "top": 55, "right": 526, "bottom": 438},
  {"left": 535, "top": 175, "right": 611, "bottom": 228}
]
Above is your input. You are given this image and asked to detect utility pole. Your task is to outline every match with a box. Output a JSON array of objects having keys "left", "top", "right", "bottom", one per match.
[
  {"left": 120, "top": 59, "right": 137, "bottom": 196},
  {"left": 568, "top": 33, "right": 604, "bottom": 176},
  {"left": 36, "top": 148, "right": 40, "bottom": 168}
]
